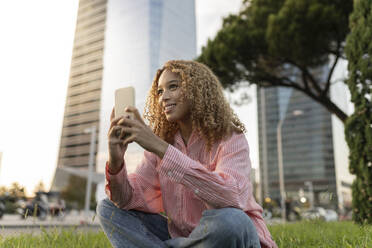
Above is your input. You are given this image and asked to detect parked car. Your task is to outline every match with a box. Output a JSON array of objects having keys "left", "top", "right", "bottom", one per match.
[
  {"left": 17, "top": 191, "right": 65, "bottom": 220},
  {"left": 47, "top": 192, "right": 65, "bottom": 219},
  {"left": 302, "top": 207, "right": 338, "bottom": 221},
  {"left": 17, "top": 193, "right": 49, "bottom": 220},
  {"left": 323, "top": 209, "right": 338, "bottom": 222},
  {"left": 302, "top": 208, "right": 321, "bottom": 220},
  {"left": 339, "top": 209, "right": 352, "bottom": 221},
  {"left": 0, "top": 198, "right": 5, "bottom": 219},
  {"left": 262, "top": 209, "right": 272, "bottom": 220}
]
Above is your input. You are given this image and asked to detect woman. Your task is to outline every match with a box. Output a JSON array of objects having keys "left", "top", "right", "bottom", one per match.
[{"left": 97, "top": 60, "right": 277, "bottom": 248}]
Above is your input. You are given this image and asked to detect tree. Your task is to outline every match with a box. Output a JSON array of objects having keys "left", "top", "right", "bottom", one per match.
[
  {"left": 197, "top": 0, "right": 372, "bottom": 223},
  {"left": 0, "top": 186, "right": 7, "bottom": 196},
  {"left": 60, "top": 175, "right": 96, "bottom": 210},
  {"left": 8, "top": 182, "right": 26, "bottom": 199},
  {"left": 344, "top": 0, "right": 372, "bottom": 224},
  {"left": 2, "top": 183, "right": 27, "bottom": 213},
  {"left": 197, "top": 0, "right": 353, "bottom": 123}
]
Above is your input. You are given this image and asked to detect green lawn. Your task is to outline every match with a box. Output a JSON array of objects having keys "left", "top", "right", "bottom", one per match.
[
  {"left": 0, "top": 221, "right": 371, "bottom": 248},
  {"left": 269, "top": 220, "right": 372, "bottom": 248},
  {"left": 0, "top": 228, "right": 111, "bottom": 248}
]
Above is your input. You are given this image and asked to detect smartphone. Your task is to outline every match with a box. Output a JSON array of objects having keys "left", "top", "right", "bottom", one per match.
[{"left": 115, "top": 86, "right": 135, "bottom": 119}]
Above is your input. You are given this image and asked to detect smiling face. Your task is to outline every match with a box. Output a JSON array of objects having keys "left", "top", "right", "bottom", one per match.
[{"left": 157, "top": 69, "right": 191, "bottom": 125}]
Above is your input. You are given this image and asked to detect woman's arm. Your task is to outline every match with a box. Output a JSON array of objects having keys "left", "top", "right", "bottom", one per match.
[
  {"left": 113, "top": 107, "right": 254, "bottom": 210},
  {"left": 106, "top": 107, "right": 164, "bottom": 213},
  {"left": 105, "top": 151, "right": 164, "bottom": 213}
]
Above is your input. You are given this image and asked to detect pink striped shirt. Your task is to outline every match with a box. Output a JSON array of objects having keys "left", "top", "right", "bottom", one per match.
[{"left": 105, "top": 131, "right": 277, "bottom": 248}]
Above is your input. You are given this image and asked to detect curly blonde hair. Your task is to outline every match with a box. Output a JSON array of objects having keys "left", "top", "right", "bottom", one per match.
[{"left": 144, "top": 60, "right": 245, "bottom": 151}]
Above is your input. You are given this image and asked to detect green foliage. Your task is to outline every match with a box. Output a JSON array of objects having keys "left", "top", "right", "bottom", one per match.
[
  {"left": 8, "top": 182, "right": 26, "bottom": 199},
  {"left": 3, "top": 201, "right": 17, "bottom": 214},
  {"left": 269, "top": 220, "right": 372, "bottom": 247},
  {"left": 266, "top": 0, "right": 350, "bottom": 65},
  {"left": 197, "top": 0, "right": 352, "bottom": 122},
  {"left": 0, "top": 183, "right": 27, "bottom": 214},
  {"left": 345, "top": 0, "right": 372, "bottom": 224},
  {"left": 0, "top": 186, "right": 7, "bottom": 196},
  {"left": 60, "top": 175, "right": 96, "bottom": 210}
]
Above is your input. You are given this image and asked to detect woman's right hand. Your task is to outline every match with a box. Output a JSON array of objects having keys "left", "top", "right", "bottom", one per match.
[{"left": 107, "top": 108, "right": 128, "bottom": 173}]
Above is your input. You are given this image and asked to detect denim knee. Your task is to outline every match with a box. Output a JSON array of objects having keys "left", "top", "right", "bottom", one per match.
[
  {"left": 202, "top": 208, "right": 258, "bottom": 241},
  {"left": 96, "top": 198, "right": 115, "bottom": 218}
]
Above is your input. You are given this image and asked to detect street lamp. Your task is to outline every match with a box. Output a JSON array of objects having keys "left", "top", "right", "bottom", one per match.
[
  {"left": 277, "top": 109, "right": 303, "bottom": 222},
  {"left": 304, "top": 181, "right": 314, "bottom": 209},
  {"left": 260, "top": 88, "right": 270, "bottom": 205},
  {"left": 84, "top": 125, "right": 97, "bottom": 217}
]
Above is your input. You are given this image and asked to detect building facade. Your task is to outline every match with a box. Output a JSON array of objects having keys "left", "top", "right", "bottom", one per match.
[
  {"left": 52, "top": 0, "right": 196, "bottom": 191},
  {"left": 257, "top": 62, "right": 354, "bottom": 210},
  {"left": 257, "top": 85, "right": 339, "bottom": 209},
  {"left": 51, "top": 0, "right": 107, "bottom": 191}
]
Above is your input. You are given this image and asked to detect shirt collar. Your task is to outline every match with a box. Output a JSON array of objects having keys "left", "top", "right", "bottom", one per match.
[{"left": 174, "top": 129, "right": 199, "bottom": 148}]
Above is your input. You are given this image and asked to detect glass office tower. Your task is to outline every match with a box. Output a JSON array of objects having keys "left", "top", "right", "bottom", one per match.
[
  {"left": 257, "top": 62, "right": 354, "bottom": 210},
  {"left": 52, "top": 0, "right": 196, "bottom": 191},
  {"left": 257, "top": 82, "right": 339, "bottom": 209},
  {"left": 97, "top": 0, "right": 196, "bottom": 173}
]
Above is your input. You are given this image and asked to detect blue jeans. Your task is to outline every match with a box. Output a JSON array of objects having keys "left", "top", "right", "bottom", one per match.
[{"left": 97, "top": 198, "right": 261, "bottom": 248}]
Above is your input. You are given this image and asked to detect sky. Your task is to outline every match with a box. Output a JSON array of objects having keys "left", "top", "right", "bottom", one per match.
[{"left": 0, "top": 0, "right": 258, "bottom": 195}]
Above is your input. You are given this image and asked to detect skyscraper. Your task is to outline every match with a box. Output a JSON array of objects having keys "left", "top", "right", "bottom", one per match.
[
  {"left": 52, "top": 0, "right": 196, "bottom": 191},
  {"left": 51, "top": 0, "right": 107, "bottom": 191},
  {"left": 257, "top": 62, "right": 353, "bottom": 211},
  {"left": 258, "top": 85, "right": 339, "bottom": 208}
]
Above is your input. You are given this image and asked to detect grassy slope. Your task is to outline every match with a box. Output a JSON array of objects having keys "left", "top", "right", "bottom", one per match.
[
  {"left": 269, "top": 220, "right": 372, "bottom": 248},
  {"left": 0, "top": 228, "right": 111, "bottom": 248},
  {"left": 0, "top": 221, "right": 371, "bottom": 247}
]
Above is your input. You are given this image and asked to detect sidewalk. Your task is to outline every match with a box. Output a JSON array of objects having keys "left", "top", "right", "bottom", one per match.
[{"left": 0, "top": 212, "right": 100, "bottom": 228}]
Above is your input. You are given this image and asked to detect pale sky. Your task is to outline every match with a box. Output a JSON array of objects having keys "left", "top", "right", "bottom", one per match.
[{"left": 0, "top": 0, "right": 258, "bottom": 196}]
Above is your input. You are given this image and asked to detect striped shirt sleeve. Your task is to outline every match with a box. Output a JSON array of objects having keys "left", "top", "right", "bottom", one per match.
[
  {"left": 105, "top": 151, "right": 163, "bottom": 213},
  {"left": 158, "top": 133, "right": 256, "bottom": 210}
]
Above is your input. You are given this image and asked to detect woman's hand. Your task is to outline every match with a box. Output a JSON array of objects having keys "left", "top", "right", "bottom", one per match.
[
  {"left": 117, "top": 106, "right": 169, "bottom": 158},
  {"left": 107, "top": 108, "right": 128, "bottom": 173}
]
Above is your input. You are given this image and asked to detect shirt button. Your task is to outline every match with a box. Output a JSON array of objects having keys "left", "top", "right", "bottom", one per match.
[
  {"left": 194, "top": 189, "right": 199, "bottom": 194},
  {"left": 167, "top": 171, "right": 172, "bottom": 177}
]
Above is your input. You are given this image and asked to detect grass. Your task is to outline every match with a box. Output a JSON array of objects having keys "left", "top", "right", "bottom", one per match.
[
  {"left": 0, "top": 227, "right": 111, "bottom": 248},
  {"left": 269, "top": 220, "right": 372, "bottom": 248},
  {"left": 0, "top": 221, "right": 370, "bottom": 247}
]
